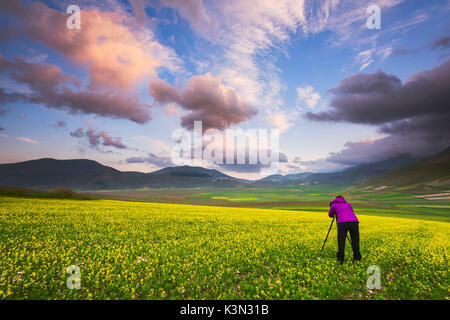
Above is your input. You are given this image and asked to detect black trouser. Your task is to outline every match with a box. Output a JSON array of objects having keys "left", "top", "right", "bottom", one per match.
[{"left": 337, "top": 221, "right": 361, "bottom": 262}]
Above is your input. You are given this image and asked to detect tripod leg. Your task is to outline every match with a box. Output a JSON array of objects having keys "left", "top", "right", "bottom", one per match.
[{"left": 321, "top": 216, "right": 335, "bottom": 251}]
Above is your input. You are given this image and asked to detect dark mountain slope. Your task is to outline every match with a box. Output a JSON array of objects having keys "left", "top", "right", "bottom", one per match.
[
  {"left": 0, "top": 159, "right": 244, "bottom": 190},
  {"left": 365, "top": 147, "right": 450, "bottom": 189}
]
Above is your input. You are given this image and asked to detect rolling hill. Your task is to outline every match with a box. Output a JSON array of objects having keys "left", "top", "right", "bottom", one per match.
[
  {"left": 298, "top": 155, "right": 419, "bottom": 186},
  {"left": 252, "top": 155, "right": 417, "bottom": 187},
  {"left": 0, "top": 159, "right": 245, "bottom": 190},
  {"left": 365, "top": 147, "right": 450, "bottom": 190},
  {"left": 251, "top": 172, "right": 314, "bottom": 186}
]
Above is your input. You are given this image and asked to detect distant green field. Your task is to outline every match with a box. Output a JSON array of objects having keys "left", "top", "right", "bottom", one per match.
[
  {"left": 0, "top": 196, "right": 448, "bottom": 300},
  {"left": 191, "top": 187, "right": 450, "bottom": 221},
  {"left": 90, "top": 186, "right": 450, "bottom": 221},
  {"left": 197, "top": 186, "right": 343, "bottom": 201}
]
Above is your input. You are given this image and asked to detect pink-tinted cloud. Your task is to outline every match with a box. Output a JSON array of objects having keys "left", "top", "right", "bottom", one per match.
[
  {"left": 150, "top": 73, "right": 257, "bottom": 131},
  {"left": 1, "top": 1, "right": 179, "bottom": 90},
  {"left": 70, "top": 127, "right": 127, "bottom": 150},
  {"left": 0, "top": 1, "right": 189, "bottom": 124},
  {"left": 165, "top": 104, "right": 181, "bottom": 116},
  {"left": 0, "top": 56, "right": 151, "bottom": 123},
  {"left": 16, "top": 136, "right": 39, "bottom": 144},
  {"left": 149, "top": 78, "right": 179, "bottom": 104}
]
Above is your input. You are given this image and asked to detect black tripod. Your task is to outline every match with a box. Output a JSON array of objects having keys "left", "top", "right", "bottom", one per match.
[{"left": 321, "top": 215, "right": 352, "bottom": 251}]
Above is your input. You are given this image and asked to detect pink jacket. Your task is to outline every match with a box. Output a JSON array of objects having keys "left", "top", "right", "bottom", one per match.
[{"left": 328, "top": 197, "right": 359, "bottom": 224}]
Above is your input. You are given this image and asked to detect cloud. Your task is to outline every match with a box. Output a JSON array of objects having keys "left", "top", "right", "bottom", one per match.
[
  {"left": 150, "top": 73, "right": 257, "bottom": 131},
  {"left": 431, "top": 36, "right": 450, "bottom": 50},
  {"left": 70, "top": 127, "right": 127, "bottom": 150},
  {"left": 393, "top": 48, "right": 410, "bottom": 56},
  {"left": 0, "top": 105, "right": 10, "bottom": 116},
  {"left": 0, "top": 87, "right": 26, "bottom": 104},
  {"left": 165, "top": 104, "right": 181, "bottom": 117},
  {"left": 265, "top": 109, "right": 299, "bottom": 133},
  {"left": 324, "top": 132, "right": 445, "bottom": 166},
  {"left": 70, "top": 128, "right": 84, "bottom": 138},
  {"left": 291, "top": 157, "right": 350, "bottom": 173},
  {"left": 1, "top": 1, "right": 180, "bottom": 90},
  {"left": 306, "top": 60, "right": 449, "bottom": 124},
  {"left": 354, "top": 49, "right": 375, "bottom": 71},
  {"left": 353, "top": 46, "right": 393, "bottom": 71},
  {"left": 0, "top": 1, "right": 189, "bottom": 124},
  {"left": 0, "top": 56, "right": 152, "bottom": 123},
  {"left": 126, "top": 153, "right": 173, "bottom": 168},
  {"left": 129, "top": 0, "right": 150, "bottom": 26},
  {"left": 0, "top": 132, "right": 39, "bottom": 144},
  {"left": 306, "top": 1, "right": 439, "bottom": 74},
  {"left": 132, "top": 135, "right": 172, "bottom": 155},
  {"left": 149, "top": 78, "right": 180, "bottom": 104},
  {"left": 161, "top": 0, "right": 216, "bottom": 35},
  {"left": 159, "top": 0, "right": 306, "bottom": 132},
  {"left": 55, "top": 120, "right": 66, "bottom": 128},
  {"left": 0, "top": 126, "right": 4, "bottom": 131},
  {"left": 160, "top": 1, "right": 411, "bottom": 133},
  {"left": 296, "top": 85, "right": 321, "bottom": 109},
  {"left": 16, "top": 136, "right": 39, "bottom": 144},
  {"left": 305, "top": 59, "right": 450, "bottom": 164},
  {"left": 393, "top": 35, "right": 450, "bottom": 56}
]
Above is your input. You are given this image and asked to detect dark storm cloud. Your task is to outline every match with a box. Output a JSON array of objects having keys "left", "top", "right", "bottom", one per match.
[
  {"left": 304, "top": 59, "right": 450, "bottom": 165},
  {"left": 305, "top": 60, "right": 449, "bottom": 124}
]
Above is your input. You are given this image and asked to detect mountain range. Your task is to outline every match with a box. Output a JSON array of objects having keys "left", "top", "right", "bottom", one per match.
[{"left": 0, "top": 147, "right": 448, "bottom": 191}]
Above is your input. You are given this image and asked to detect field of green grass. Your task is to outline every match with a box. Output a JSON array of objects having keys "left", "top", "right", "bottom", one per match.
[
  {"left": 0, "top": 196, "right": 448, "bottom": 300},
  {"left": 89, "top": 186, "right": 450, "bottom": 222}
]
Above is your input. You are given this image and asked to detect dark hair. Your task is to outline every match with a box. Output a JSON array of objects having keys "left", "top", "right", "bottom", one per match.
[{"left": 336, "top": 195, "right": 345, "bottom": 200}]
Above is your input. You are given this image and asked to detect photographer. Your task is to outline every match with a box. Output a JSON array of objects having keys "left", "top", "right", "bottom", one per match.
[{"left": 328, "top": 196, "right": 362, "bottom": 264}]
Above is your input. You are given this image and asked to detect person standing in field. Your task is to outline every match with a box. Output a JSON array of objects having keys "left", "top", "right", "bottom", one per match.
[{"left": 328, "top": 195, "right": 362, "bottom": 263}]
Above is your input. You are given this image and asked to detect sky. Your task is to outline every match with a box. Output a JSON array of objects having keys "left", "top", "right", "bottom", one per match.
[{"left": 0, "top": 0, "right": 449, "bottom": 180}]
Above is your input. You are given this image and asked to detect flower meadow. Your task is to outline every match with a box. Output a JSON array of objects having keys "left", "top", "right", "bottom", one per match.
[{"left": 0, "top": 197, "right": 448, "bottom": 299}]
